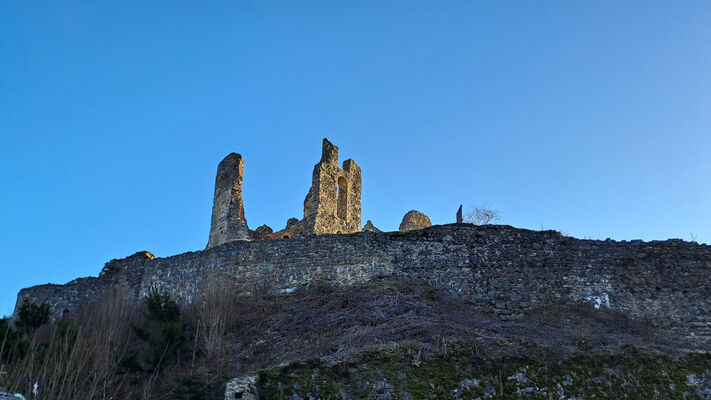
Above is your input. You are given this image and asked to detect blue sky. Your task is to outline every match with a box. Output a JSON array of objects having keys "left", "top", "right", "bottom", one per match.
[{"left": 1, "top": 1, "right": 710, "bottom": 316}]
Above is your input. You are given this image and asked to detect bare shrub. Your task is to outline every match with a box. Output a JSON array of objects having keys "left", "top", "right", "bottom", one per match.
[
  {"left": 4, "top": 288, "right": 136, "bottom": 400},
  {"left": 187, "top": 276, "right": 240, "bottom": 360},
  {"left": 464, "top": 204, "right": 501, "bottom": 225}
]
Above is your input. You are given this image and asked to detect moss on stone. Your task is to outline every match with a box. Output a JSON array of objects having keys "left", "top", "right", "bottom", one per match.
[{"left": 255, "top": 346, "right": 711, "bottom": 399}]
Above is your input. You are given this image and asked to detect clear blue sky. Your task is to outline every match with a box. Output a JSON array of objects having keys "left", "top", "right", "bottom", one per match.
[{"left": 1, "top": 1, "right": 710, "bottom": 317}]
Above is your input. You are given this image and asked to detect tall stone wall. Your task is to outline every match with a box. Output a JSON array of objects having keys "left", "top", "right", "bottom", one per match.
[
  {"left": 302, "top": 139, "right": 361, "bottom": 235},
  {"left": 15, "top": 225, "right": 711, "bottom": 341},
  {"left": 206, "top": 139, "right": 362, "bottom": 241},
  {"left": 207, "top": 153, "right": 250, "bottom": 248}
]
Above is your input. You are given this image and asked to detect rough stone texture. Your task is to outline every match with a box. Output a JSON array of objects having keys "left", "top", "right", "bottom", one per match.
[
  {"left": 249, "top": 350, "right": 711, "bottom": 400},
  {"left": 99, "top": 251, "right": 155, "bottom": 277},
  {"left": 302, "top": 138, "right": 361, "bottom": 235},
  {"left": 362, "top": 220, "right": 382, "bottom": 233},
  {"left": 399, "top": 210, "right": 432, "bottom": 232},
  {"left": 224, "top": 375, "right": 258, "bottom": 400},
  {"left": 207, "top": 153, "right": 250, "bottom": 248},
  {"left": 0, "top": 392, "right": 27, "bottom": 399},
  {"left": 255, "top": 138, "right": 362, "bottom": 239},
  {"left": 251, "top": 225, "right": 273, "bottom": 240},
  {"left": 262, "top": 217, "right": 304, "bottom": 239},
  {"left": 203, "top": 138, "right": 363, "bottom": 244},
  {"left": 15, "top": 224, "right": 711, "bottom": 342}
]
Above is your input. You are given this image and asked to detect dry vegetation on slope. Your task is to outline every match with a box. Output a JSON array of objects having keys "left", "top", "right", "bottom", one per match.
[{"left": 1, "top": 278, "right": 710, "bottom": 399}]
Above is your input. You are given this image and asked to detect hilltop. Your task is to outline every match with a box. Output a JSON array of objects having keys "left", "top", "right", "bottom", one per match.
[
  {"left": 3, "top": 139, "right": 710, "bottom": 399},
  {"left": 5, "top": 224, "right": 710, "bottom": 399}
]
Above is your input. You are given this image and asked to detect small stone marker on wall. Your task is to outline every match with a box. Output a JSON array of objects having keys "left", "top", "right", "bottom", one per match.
[{"left": 456, "top": 204, "right": 463, "bottom": 224}]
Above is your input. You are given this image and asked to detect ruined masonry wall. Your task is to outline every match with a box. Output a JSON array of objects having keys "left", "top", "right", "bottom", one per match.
[
  {"left": 206, "top": 153, "right": 250, "bottom": 248},
  {"left": 303, "top": 139, "right": 361, "bottom": 235},
  {"left": 15, "top": 225, "right": 711, "bottom": 341}
]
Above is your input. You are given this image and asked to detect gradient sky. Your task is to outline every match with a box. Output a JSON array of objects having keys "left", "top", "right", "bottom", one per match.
[{"left": 1, "top": 1, "right": 710, "bottom": 316}]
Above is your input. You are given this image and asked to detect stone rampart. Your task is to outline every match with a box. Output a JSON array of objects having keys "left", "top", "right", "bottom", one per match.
[{"left": 14, "top": 224, "right": 711, "bottom": 340}]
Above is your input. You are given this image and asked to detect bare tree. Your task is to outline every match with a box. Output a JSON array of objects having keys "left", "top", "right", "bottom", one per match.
[{"left": 464, "top": 204, "right": 500, "bottom": 225}]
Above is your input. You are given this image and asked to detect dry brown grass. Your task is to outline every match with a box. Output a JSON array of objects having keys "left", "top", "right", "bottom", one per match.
[
  {"left": 2, "top": 279, "right": 698, "bottom": 399},
  {"left": 3, "top": 288, "right": 136, "bottom": 400},
  {"left": 185, "top": 277, "right": 239, "bottom": 360}
]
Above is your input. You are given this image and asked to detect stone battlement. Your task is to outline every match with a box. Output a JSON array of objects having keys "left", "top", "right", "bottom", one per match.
[{"left": 15, "top": 224, "right": 711, "bottom": 341}]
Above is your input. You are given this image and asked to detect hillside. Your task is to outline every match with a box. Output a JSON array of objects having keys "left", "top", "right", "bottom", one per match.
[{"left": 2, "top": 224, "right": 710, "bottom": 399}]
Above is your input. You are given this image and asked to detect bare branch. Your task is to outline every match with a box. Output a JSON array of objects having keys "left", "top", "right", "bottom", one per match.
[{"left": 463, "top": 204, "right": 501, "bottom": 225}]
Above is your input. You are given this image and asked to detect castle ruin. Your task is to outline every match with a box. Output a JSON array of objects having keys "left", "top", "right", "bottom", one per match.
[
  {"left": 206, "top": 153, "right": 250, "bottom": 248},
  {"left": 13, "top": 138, "right": 711, "bottom": 346},
  {"left": 206, "top": 138, "right": 361, "bottom": 248}
]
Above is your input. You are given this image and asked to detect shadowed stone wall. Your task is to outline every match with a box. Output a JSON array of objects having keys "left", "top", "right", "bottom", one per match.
[
  {"left": 399, "top": 210, "right": 432, "bottom": 232},
  {"left": 15, "top": 225, "right": 711, "bottom": 342}
]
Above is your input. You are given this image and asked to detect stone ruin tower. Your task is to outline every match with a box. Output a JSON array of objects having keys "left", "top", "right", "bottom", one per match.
[
  {"left": 206, "top": 153, "right": 250, "bottom": 248},
  {"left": 302, "top": 139, "right": 361, "bottom": 235},
  {"left": 206, "top": 138, "right": 361, "bottom": 248}
]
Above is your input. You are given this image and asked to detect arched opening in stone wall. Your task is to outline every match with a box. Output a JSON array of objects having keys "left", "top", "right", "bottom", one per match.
[{"left": 337, "top": 176, "right": 348, "bottom": 221}]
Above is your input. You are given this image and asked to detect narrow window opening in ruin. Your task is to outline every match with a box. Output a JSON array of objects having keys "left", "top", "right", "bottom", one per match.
[{"left": 337, "top": 176, "right": 348, "bottom": 220}]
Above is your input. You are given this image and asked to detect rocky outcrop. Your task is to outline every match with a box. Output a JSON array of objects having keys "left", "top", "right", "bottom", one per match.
[
  {"left": 362, "top": 220, "right": 381, "bottom": 233},
  {"left": 399, "top": 210, "right": 432, "bottom": 232},
  {"left": 301, "top": 139, "right": 362, "bottom": 235}
]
